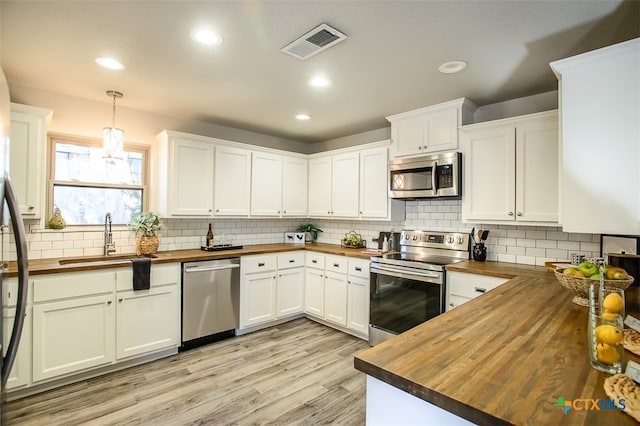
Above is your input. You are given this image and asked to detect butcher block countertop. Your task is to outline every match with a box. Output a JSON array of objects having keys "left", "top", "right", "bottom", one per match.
[
  {"left": 8, "top": 243, "right": 375, "bottom": 277},
  {"left": 355, "top": 260, "right": 640, "bottom": 425}
]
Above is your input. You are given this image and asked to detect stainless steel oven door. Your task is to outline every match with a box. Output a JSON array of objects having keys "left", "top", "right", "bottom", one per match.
[{"left": 369, "top": 264, "right": 444, "bottom": 345}]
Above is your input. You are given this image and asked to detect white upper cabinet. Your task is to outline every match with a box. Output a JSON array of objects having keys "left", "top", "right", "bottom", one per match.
[
  {"left": 282, "top": 155, "right": 308, "bottom": 217},
  {"left": 251, "top": 152, "right": 308, "bottom": 217},
  {"left": 461, "top": 110, "right": 558, "bottom": 225},
  {"left": 214, "top": 145, "right": 251, "bottom": 216},
  {"left": 155, "top": 131, "right": 214, "bottom": 217},
  {"left": 359, "top": 146, "right": 391, "bottom": 219},
  {"left": 331, "top": 152, "right": 360, "bottom": 217},
  {"left": 308, "top": 156, "right": 333, "bottom": 217},
  {"left": 309, "top": 152, "right": 360, "bottom": 218},
  {"left": 551, "top": 38, "right": 640, "bottom": 235},
  {"left": 251, "top": 151, "right": 283, "bottom": 216},
  {"left": 10, "top": 103, "right": 53, "bottom": 219},
  {"left": 387, "top": 98, "right": 476, "bottom": 158}
]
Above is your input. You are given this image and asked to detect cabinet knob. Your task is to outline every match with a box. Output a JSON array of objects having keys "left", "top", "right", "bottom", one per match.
[
  {"left": 283, "top": 210, "right": 287, "bottom": 214},
  {"left": 449, "top": 303, "right": 454, "bottom": 307},
  {"left": 216, "top": 209, "right": 220, "bottom": 213},
  {"left": 328, "top": 211, "right": 331, "bottom": 214},
  {"left": 119, "top": 298, "right": 123, "bottom": 302},
  {"left": 107, "top": 300, "right": 112, "bottom": 305},
  {"left": 508, "top": 211, "right": 514, "bottom": 216},
  {"left": 359, "top": 211, "right": 363, "bottom": 215},
  {"left": 278, "top": 210, "right": 281, "bottom": 214},
  {"left": 209, "top": 209, "right": 212, "bottom": 213},
  {"left": 516, "top": 212, "right": 522, "bottom": 217},
  {"left": 28, "top": 205, "right": 34, "bottom": 210}
]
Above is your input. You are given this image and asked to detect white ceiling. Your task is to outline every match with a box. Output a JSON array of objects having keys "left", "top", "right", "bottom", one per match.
[{"left": 1, "top": 1, "right": 638, "bottom": 143}]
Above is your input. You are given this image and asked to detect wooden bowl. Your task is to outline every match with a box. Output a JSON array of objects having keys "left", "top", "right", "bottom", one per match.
[{"left": 554, "top": 269, "right": 634, "bottom": 306}]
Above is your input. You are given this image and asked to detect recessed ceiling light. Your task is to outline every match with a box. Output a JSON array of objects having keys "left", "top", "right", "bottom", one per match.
[
  {"left": 95, "top": 57, "right": 125, "bottom": 70},
  {"left": 438, "top": 60, "right": 467, "bottom": 74},
  {"left": 295, "top": 114, "right": 311, "bottom": 121},
  {"left": 191, "top": 28, "right": 223, "bottom": 45},
  {"left": 308, "top": 75, "right": 332, "bottom": 88}
]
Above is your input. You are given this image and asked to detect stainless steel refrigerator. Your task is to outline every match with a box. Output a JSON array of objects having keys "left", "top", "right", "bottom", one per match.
[{"left": 0, "top": 65, "right": 30, "bottom": 419}]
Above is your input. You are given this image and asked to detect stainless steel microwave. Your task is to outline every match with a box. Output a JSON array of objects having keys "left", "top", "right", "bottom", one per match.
[{"left": 389, "top": 152, "right": 461, "bottom": 199}]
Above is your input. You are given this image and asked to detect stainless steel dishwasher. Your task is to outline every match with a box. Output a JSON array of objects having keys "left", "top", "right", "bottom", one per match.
[{"left": 181, "top": 257, "right": 240, "bottom": 350}]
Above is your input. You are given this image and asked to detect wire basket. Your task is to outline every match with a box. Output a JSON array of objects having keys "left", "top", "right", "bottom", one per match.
[{"left": 554, "top": 269, "right": 634, "bottom": 307}]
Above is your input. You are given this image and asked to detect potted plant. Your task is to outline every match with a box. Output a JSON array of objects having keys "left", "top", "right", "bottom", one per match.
[
  {"left": 296, "top": 223, "right": 323, "bottom": 242},
  {"left": 130, "top": 211, "right": 160, "bottom": 255}
]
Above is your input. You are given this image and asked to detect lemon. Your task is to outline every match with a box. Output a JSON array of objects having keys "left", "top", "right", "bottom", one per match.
[
  {"left": 596, "top": 342, "right": 619, "bottom": 365},
  {"left": 603, "top": 293, "right": 624, "bottom": 313},
  {"left": 602, "top": 310, "right": 619, "bottom": 322},
  {"left": 595, "top": 324, "right": 623, "bottom": 345}
]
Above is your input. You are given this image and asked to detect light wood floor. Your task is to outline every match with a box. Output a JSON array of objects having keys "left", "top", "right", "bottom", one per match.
[{"left": 6, "top": 319, "right": 370, "bottom": 425}]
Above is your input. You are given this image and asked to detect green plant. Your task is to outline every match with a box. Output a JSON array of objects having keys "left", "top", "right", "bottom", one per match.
[
  {"left": 130, "top": 211, "right": 160, "bottom": 237},
  {"left": 296, "top": 223, "right": 323, "bottom": 240}
]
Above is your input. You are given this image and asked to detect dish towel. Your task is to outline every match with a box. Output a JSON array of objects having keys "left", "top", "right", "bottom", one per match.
[{"left": 132, "top": 257, "right": 151, "bottom": 291}]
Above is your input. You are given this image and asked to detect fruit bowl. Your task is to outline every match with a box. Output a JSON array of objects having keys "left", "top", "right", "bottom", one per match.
[{"left": 554, "top": 269, "right": 634, "bottom": 307}]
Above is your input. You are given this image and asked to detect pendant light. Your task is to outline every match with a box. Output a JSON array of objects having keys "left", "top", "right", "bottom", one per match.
[{"left": 103, "top": 90, "right": 124, "bottom": 159}]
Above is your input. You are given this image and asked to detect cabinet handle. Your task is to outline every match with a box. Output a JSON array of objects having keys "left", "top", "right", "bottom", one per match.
[
  {"left": 516, "top": 212, "right": 522, "bottom": 217},
  {"left": 333, "top": 263, "right": 340, "bottom": 267},
  {"left": 449, "top": 303, "right": 454, "bottom": 307},
  {"left": 355, "top": 267, "right": 362, "bottom": 272},
  {"left": 312, "top": 259, "right": 318, "bottom": 264},
  {"left": 258, "top": 262, "right": 265, "bottom": 267},
  {"left": 289, "top": 259, "right": 295, "bottom": 263},
  {"left": 107, "top": 300, "right": 112, "bottom": 305},
  {"left": 119, "top": 298, "right": 123, "bottom": 302},
  {"left": 475, "top": 287, "right": 487, "bottom": 293},
  {"left": 508, "top": 211, "right": 514, "bottom": 216},
  {"left": 7, "top": 291, "right": 10, "bottom": 299},
  {"left": 28, "top": 206, "right": 34, "bottom": 210}
]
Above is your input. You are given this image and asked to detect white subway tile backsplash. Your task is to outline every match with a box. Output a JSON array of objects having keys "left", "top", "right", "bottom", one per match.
[{"left": 16, "top": 200, "right": 602, "bottom": 266}]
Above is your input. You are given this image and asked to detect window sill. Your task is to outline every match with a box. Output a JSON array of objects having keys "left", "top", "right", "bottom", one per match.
[{"left": 32, "top": 225, "right": 132, "bottom": 233}]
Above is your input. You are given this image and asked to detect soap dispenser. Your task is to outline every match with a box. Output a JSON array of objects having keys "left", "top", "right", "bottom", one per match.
[{"left": 382, "top": 235, "right": 389, "bottom": 252}]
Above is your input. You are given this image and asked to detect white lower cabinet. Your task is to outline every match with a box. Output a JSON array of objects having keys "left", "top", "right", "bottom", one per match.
[
  {"left": 33, "top": 293, "right": 116, "bottom": 382},
  {"left": 30, "top": 264, "right": 181, "bottom": 385},
  {"left": 115, "top": 263, "right": 181, "bottom": 360},
  {"left": 240, "top": 253, "right": 305, "bottom": 329},
  {"left": 276, "top": 253, "right": 304, "bottom": 318},
  {"left": 3, "top": 305, "right": 32, "bottom": 390},
  {"left": 347, "top": 259, "right": 370, "bottom": 336},
  {"left": 446, "top": 271, "right": 509, "bottom": 311},
  {"left": 303, "top": 253, "right": 370, "bottom": 338},
  {"left": 324, "top": 271, "right": 348, "bottom": 326}
]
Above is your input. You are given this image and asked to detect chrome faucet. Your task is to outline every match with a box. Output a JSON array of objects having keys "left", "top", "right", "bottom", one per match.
[{"left": 104, "top": 212, "right": 116, "bottom": 256}]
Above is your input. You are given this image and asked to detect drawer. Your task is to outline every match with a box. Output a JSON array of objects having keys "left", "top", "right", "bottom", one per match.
[
  {"left": 115, "top": 263, "right": 181, "bottom": 291},
  {"left": 277, "top": 252, "right": 305, "bottom": 269},
  {"left": 348, "top": 259, "right": 370, "bottom": 279},
  {"left": 33, "top": 270, "right": 115, "bottom": 303},
  {"left": 305, "top": 253, "right": 326, "bottom": 270},
  {"left": 2, "top": 278, "right": 19, "bottom": 307},
  {"left": 242, "top": 254, "right": 277, "bottom": 274},
  {"left": 447, "top": 271, "right": 509, "bottom": 300},
  {"left": 325, "top": 255, "right": 348, "bottom": 275}
]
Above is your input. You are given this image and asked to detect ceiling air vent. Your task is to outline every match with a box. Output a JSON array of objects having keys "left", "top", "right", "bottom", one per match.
[{"left": 281, "top": 23, "right": 347, "bottom": 61}]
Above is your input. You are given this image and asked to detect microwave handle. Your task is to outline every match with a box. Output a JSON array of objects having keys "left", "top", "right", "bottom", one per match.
[{"left": 431, "top": 161, "right": 438, "bottom": 192}]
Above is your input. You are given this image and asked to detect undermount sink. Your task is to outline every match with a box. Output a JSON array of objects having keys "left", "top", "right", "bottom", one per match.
[{"left": 59, "top": 254, "right": 157, "bottom": 265}]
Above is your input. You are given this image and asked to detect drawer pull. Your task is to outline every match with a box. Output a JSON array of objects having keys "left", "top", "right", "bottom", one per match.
[
  {"left": 312, "top": 260, "right": 318, "bottom": 264},
  {"left": 355, "top": 267, "right": 362, "bottom": 272},
  {"left": 289, "top": 259, "right": 295, "bottom": 263},
  {"left": 333, "top": 263, "right": 340, "bottom": 267},
  {"left": 258, "top": 262, "right": 265, "bottom": 267},
  {"left": 475, "top": 287, "right": 487, "bottom": 293},
  {"left": 107, "top": 300, "right": 112, "bottom": 305}
]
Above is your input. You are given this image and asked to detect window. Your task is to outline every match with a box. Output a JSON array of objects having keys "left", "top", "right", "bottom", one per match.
[{"left": 48, "top": 135, "right": 148, "bottom": 225}]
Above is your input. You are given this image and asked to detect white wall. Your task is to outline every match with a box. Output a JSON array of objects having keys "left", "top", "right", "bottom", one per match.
[{"left": 9, "top": 84, "right": 312, "bottom": 154}]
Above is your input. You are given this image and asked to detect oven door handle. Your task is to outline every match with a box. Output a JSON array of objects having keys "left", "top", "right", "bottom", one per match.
[{"left": 371, "top": 264, "right": 441, "bottom": 283}]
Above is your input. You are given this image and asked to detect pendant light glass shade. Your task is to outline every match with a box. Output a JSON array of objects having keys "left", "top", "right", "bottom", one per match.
[
  {"left": 103, "top": 90, "right": 124, "bottom": 159},
  {"left": 103, "top": 126, "right": 124, "bottom": 159}
]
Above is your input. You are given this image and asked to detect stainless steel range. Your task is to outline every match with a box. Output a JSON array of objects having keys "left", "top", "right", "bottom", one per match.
[{"left": 369, "top": 230, "right": 470, "bottom": 345}]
